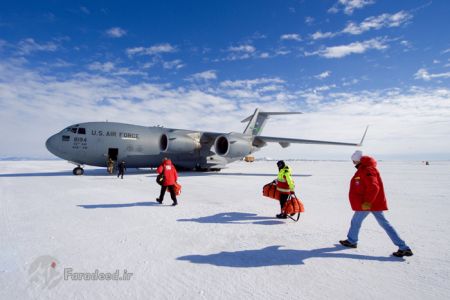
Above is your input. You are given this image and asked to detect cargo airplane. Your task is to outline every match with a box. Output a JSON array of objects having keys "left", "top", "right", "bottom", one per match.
[{"left": 45, "top": 108, "right": 367, "bottom": 175}]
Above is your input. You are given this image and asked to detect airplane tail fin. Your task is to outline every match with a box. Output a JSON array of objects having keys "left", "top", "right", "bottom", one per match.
[
  {"left": 357, "top": 125, "right": 369, "bottom": 146},
  {"left": 242, "top": 108, "right": 303, "bottom": 136}
]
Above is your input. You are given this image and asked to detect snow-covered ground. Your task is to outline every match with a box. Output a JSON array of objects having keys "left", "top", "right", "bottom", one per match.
[{"left": 1, "top": 160, "right": 449, "bottom": 300}]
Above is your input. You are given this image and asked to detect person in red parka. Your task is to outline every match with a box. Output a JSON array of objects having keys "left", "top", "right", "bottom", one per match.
[
  {"left": 156, "top": 157, "right": 178, "bottom": 206},
  {"left": 339, "top": 150, "right": 413, "bottom": 257}
]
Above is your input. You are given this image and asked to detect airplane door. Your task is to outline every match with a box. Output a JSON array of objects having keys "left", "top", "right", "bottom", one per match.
[{"left": 108, "top": 148, "right": 119, "bottom": 161}]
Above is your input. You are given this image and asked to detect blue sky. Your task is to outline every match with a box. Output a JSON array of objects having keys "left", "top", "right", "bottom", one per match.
[{"left": 1, "top": 0, "right": 449, "bottom": 160}]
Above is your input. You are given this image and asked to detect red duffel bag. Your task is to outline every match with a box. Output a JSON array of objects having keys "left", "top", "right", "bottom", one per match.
[
  {"left": 282, "top": 194, "right": 305, "bottom": 222},
  {"left": 262, "top": 182, "right": 280, "bottom": 200},
  {"left": 173, "top": 182, "right": 182, "bottom": 196}
]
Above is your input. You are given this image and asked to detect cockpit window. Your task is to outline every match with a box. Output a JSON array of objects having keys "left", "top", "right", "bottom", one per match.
[
  {"left": 64, "top": 125, "right": 80, "bottom": 133},
  {"left": 78, "top": 128, "right": 86, "bottom": 134}
]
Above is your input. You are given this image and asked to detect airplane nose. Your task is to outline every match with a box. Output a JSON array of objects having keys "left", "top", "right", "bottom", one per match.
[{"left": 45, "top": 134, "right": 59, "bottom": 156}]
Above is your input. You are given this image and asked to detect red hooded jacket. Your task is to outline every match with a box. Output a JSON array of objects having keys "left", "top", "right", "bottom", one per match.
[
  {"left": 157, "top": 159, "right": 178, "bottom": 186},
  {"left": 349, "top": 156, "right": 388, "bottom": 211}
]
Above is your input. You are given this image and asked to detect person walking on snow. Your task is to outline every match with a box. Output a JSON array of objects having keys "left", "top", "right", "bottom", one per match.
[
  {"left": 156, "top": 157, "right": 178, "bottom": 206},
  {"left": 275, "top": 160, "right": 295, "bottom": 219},
  {"left": 339, "top": 150, "right": 413, "bottom": 258},
  {"left": 117, "top": 160, "right": 126, "bottom": 179}
]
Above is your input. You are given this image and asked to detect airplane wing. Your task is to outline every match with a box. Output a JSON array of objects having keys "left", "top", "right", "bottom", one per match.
[{"left": 253, "top": 126, "right": 369, "bottom": 148}]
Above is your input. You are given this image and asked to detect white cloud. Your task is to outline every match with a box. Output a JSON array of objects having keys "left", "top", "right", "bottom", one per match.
[
  {"left": 188, "top": 70, "right": 217, "bottom": 81},
  {"left": 400, "top": 40, "right": 411, "bottom": 47},
  {"left": 442, "top": 48, "right": 450, "bottom": 54},
  {"left": 312, "top": 11, "right": 412, "bottom": 41},
  {"left": 87, "top": 61, "right": 146, "bottom": 76},
  {"left": 17, "top": 38, "right": 59, "bottom": 55},
  {"left": 220, "top": 78, "right": 284, "bottom": 89},
  {"left": 217, "top": 78, "right": 288, "bottom": 101},
  {"left": 88, "top": 61, "right": 115, "bottom": 72},
  {"left": 414, "top": 68, "right": 450, "bottom": 81},
  {"left": 222, "top": 43, "right": 287, "bottom": 61},
  {"left": 162, "top": 59, "right": 184, "bottom": 70},
  {"left": 275, "top": 49, "right": 291, "bottom": 56},
  {"left": 329, "top": 0, "right": 375, "bottom": 15},
  {"left": 311, "top": 31, "right": 336, "bottom": 40},
  {"left": 221, "top": 53, "right": 251, "bottom": 61},
  {"left": 149, "top": 44, "right": 176, "bottom": 54},
  {"left": 342, "top": 78, "right": 360, "bottom": 86},
  {"left": 342, "top": 11, "right": 412, "bottom": 35},
  {"left": 228, "top": 45, "right": 256, "bottom": 53},
  {"left": 315, "top": 71, "right": 332, "bottom": 80},
  {"left": 314, "top": 84, "right": 337, "bottom": 93},
  {"left": 222, "top": 45, "right": 257, "bottom": 61},
  {"left": 106, "top": 27, "right": 127, "bottom": 38},
  {"left": 310, "top": 38, "right": 388, "bottom": 59},
  {"left": 280, "top": 34, "right": 301, "bottom": 41},
  {"left": 126, "top": 43, "right": 176, "bottom": 57},
  {"left": 305, "top": 17, "right": 315, "bottom": 25}
]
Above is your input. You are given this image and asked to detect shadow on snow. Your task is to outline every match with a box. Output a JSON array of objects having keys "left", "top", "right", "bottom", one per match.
[
  {"left": 178, "top": 212, "right": 285, "bottom": 225},
  {"left": 77, "top": 202, "right": 160, "bottom": 209},
  {"left": 174, "top": 172, "right": 312, "bottom": 178},
  {"left": 177, "top": 244, "right": 404, "bottom": 267}
]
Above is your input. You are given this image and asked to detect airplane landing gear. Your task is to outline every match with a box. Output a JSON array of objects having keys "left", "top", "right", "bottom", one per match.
[{"left": 73, "top": 166, "right": 84, "bottom": 175}]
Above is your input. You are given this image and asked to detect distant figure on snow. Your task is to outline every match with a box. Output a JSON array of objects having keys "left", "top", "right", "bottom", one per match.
[
  {"left": 274, "top": 160, "right": 295, "bottom": 219},
  {"left": 117, "top": 161, "right": 126, "bottom": 179},
  {"left": 107, "top": 158, "right": 114, "bottom": 174},
  {"left": 339, "top": 150, "right": 413, "bottom": 258},
  {"left": 156, "top": 157, "right": 178, "bottom": 206}
]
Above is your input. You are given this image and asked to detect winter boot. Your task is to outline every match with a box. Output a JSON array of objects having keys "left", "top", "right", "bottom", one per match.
[
  {"left": 392, "top": 248, "right": 413, "bottom": 257},
  {"left": 339, "top": 240, "right": 357, "bottom": 248},
  {"left": 276, "top": 213, "right": 287, "bottom": 219}
]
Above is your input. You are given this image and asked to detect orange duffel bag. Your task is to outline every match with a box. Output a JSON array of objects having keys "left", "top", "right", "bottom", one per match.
[
  {"left": 262, "top": 182, "right": 280, "bottom": 200},
  {"left": 282, "top": 194, "right": 305, "bottom": 222}
]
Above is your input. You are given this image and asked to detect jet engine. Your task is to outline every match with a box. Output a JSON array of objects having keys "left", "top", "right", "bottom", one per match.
[
  {"left": 160, "top": 132, "right": 201, "bottom": 153},
  {"left": 214, "top": 133, "right": 253, "bottom": 158}
]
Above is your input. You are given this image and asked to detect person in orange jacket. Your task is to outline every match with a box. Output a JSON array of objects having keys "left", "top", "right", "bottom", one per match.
[
  {"left": 339, "top": 150, "right": 413, "bottom": 257},
  {"left": 156, "top": 157, "right": 178, "bottom": 206}
]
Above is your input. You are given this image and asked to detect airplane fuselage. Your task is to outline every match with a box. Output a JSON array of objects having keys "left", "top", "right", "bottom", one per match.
[{"left": 45, "top": 122, "right": 231, "bottom": 170}]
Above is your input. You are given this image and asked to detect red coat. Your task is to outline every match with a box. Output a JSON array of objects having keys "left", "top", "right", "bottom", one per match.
[
  {"left": 157, "top": 160, "right": 178, "bottom": 186},
  {"left": 349, "top": 156, "right": 388, "bottom": 211}
]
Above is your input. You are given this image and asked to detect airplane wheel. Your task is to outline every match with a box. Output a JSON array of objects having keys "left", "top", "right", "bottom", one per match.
[{"left": 73, "top": 167, "right": 84, "bottom": 175}]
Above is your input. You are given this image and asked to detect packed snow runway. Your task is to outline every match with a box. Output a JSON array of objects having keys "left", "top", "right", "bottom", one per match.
[{"left": 1, "top": 160, "right": 449, "bottom": 299}]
